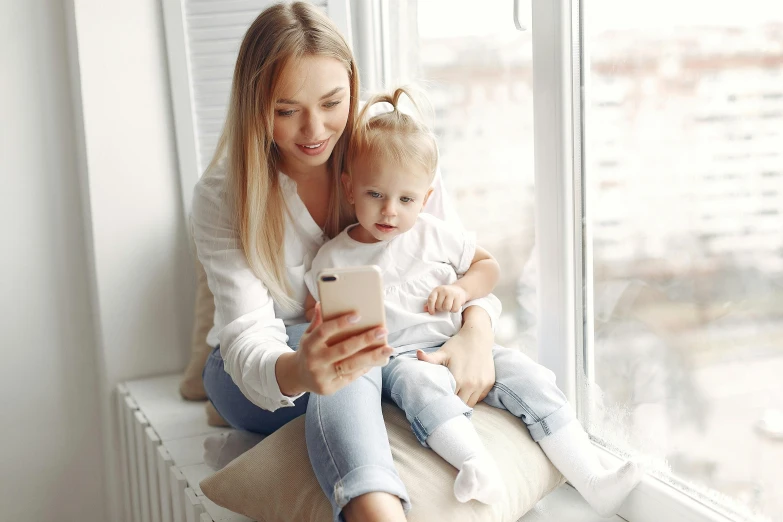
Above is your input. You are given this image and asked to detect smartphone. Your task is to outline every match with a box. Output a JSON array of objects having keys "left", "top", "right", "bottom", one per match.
[{"left": 317, "top": 265, "right": 386, "bottom": 347}]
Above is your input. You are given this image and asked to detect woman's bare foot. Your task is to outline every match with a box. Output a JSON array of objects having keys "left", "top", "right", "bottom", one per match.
[{"left": 342, "top": 492, "right": 406, "bottom": 522}]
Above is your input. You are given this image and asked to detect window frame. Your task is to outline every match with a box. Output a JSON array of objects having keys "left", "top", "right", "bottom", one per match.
[{"left": 160, "top": 0, "right": 751, "bottom": 519}]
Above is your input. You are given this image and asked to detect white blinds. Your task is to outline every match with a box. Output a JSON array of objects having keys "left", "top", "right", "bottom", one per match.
[{"left": 163, "top": 0, "right": 350, "bottom": 217}]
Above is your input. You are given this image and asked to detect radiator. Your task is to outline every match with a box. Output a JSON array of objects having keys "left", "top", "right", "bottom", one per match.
[{"left": 116, "top": 384, "right": 210, "bottom": 522}]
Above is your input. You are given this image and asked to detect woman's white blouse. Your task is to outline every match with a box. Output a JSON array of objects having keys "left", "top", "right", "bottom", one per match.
[{"left": 191, "top": 158, "right": 501, "bottom": 412}]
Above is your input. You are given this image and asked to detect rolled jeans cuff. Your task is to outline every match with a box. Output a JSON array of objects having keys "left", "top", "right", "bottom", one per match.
[
  {"left": 333, "top": 465, "right": 412, "bottom": 522},
  {"left": 527, "top": 403, "right": 576, "bottom": 442},
  {"left": 411, "top": 394, "right": 473, "bottom": 447}
]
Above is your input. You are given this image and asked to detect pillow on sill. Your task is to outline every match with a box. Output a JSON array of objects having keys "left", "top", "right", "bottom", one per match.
[
  {"left": 200, "top": 401, "right": 565, "bottom": 522},
  {"left": 179, "top": 239, "right": 217, "bottom": 402}
]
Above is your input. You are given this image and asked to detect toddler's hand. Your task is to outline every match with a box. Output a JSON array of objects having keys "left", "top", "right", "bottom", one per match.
[{"left": 425, "top": 285, "right": 468, "bottom": 314}]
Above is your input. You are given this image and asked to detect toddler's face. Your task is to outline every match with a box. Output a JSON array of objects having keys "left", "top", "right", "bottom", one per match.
[{"left": 343, "top": 157, "right": 433, "bottom": 243}]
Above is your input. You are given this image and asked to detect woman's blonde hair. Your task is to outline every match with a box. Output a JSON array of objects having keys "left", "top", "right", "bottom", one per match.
[
  {"left": 206, "top": 2, "right": 358, "bottom": 311},
  {"left": 347, "top": 86, "right": 438, "bottom": 182}
]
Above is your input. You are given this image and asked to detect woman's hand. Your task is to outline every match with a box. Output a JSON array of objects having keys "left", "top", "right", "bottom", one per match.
[
  {"left": 416, "top": 306, "right": 495, "bottom": 406},
  {"left": 278, "top": 302, "right": 393, "bottom": 396}
]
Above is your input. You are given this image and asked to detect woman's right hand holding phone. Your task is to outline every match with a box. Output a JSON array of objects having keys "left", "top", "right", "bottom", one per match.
[{"left": 278, "top": 302, "right": 393, "bottom": 396}]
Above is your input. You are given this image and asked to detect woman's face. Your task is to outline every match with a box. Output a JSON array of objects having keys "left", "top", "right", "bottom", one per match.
[{"left": 272, "top": 55, "right": 351, "bottom": 177}]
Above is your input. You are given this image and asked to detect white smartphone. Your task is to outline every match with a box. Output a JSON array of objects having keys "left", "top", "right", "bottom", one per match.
[{"left": 317, "top": 265, "right": 386, "bottom": 347}]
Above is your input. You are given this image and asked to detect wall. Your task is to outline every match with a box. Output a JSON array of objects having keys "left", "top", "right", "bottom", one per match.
[
  {"left": 0, "top": 1, "right": 105, "bottom": 520},
  {"left": 66, "top": 0, "right": 197, "bottom": 518},
  {"left": 0, "top": 0, "right": 196, "bottom": 519}
]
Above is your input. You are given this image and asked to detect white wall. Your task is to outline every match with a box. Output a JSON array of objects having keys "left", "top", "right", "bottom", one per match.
[
  {"left": 66, "top": 0, "right": 197, "bottom": 519},
  {"left": 0, "top": 0, "right": 196, "bottom": 520},
  {"left": 0, "top": 1, "right": 106, "bottom": 520},
  {"left": 68, "top": 0, "right": 194, "bottom": 382}
]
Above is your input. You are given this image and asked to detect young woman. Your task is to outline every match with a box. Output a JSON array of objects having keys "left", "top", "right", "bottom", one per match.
[{"left": 192, "top": 3, "right": 499, "bottom": 521}]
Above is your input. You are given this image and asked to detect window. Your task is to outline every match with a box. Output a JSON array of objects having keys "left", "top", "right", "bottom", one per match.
[
  {"left": 384, "top": 0, "right": 537, "bottom": 356},
  {"left": 582, "top": 2, "right": 783, "bottom": 521},
  {"left": 162, "top": 1, "right": 782, "bottom": 519}
]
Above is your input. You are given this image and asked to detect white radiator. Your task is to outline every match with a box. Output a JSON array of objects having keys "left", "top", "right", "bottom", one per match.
[{"left": 116, "top": 383, "right": 210, "bottom": 522}]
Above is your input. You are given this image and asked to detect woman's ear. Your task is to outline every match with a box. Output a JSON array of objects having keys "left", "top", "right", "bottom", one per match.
[{"left": 341, "top": 172, "right": 354, "bottom": 204}]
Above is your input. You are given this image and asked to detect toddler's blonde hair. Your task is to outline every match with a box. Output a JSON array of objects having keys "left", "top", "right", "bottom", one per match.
[{"left": 347, "top": 86, "right": 438, "bottom": 181}]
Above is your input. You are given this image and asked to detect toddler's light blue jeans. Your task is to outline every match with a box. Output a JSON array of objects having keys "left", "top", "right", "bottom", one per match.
[{"left": 306, "top": 344, "right": 576, "bottom": 521}]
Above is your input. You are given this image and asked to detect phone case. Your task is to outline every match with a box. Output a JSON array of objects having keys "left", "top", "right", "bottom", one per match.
[{"left": 317, "top": 265, "right": 386, "bottom": 347}]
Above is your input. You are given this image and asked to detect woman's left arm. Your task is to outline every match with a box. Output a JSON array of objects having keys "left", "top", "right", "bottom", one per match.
[
  {"left": 418, "top": 166, "right": 498, "bottom": 406},
  {"left": 417, "top": 304, "right": 495, "bottom": 407}
]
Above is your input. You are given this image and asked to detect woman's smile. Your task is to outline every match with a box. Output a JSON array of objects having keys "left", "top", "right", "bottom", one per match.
[{"left": 296, "top": 138, "right": 330, "bottom": 156}]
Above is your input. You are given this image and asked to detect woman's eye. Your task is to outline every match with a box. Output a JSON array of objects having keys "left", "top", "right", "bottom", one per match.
[
  {"left": 323, "top": 100, "right": 341, "bottom": 109},
  {"left": 276, "top": 109, "right": 296, "bottom": 117},
  {"left": 400, "top": 197, "right": 414, "bottom": 203}
]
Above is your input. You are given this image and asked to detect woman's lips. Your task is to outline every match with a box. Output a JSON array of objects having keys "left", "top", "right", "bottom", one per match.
[{"left": 296, "top": 138, "right": 330, "bottom": 156}]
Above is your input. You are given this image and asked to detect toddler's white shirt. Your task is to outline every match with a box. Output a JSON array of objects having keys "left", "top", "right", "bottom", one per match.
[
  {"left": 191, "top": 158, "right": 499, "bottom": 412},
  {"left": 304, "top": 213, "right": 493, "bottom": 353}
]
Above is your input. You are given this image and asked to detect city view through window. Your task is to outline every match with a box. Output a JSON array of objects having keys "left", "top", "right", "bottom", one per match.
[{"left": 395, "top": 1, "right": 783, "bottom": 520}]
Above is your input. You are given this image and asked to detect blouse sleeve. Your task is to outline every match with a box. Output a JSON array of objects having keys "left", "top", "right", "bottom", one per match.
[
  {"left": 422, "top": 166, "right": 502, "bottom": 330},
  {"left": 191, "top": 163, "right": 304, "bottom": 412}
]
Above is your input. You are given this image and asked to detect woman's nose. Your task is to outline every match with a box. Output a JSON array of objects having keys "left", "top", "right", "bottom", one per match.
[{"left": 302, "top": 111, "right": 325, "bottom": 140}]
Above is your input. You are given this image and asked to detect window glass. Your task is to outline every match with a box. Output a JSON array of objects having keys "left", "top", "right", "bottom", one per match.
[
  {"left": 583, "top": 2, "right": 783, "bottom": 519},
  {"left": 389, "top": 0, "right": 537, "bottom": 355}
]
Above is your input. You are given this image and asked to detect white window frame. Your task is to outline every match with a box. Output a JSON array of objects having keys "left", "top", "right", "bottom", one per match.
[
  {"left": 531, "top": 1, "right": 740, "bottom": 521},
  {"left": 160, "top": 0, "right": 752, "bottom": 519}
]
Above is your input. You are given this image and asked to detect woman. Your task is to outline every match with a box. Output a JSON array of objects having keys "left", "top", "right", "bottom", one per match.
[{"left": 193, "top": 3, "right": 499, "bottom": 521}]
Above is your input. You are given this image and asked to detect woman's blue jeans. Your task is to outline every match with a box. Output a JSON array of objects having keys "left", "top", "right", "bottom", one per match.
[
  {"left": 203, "top": 324, "right": 311, "bottom": 434},
  {"left": 202, "top": 323, "right": 407, "bottom": 522}
]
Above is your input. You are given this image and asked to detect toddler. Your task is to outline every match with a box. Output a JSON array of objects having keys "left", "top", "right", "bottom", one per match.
[{"left": 303, "top": 87, "right": 642, "bottom": 516}]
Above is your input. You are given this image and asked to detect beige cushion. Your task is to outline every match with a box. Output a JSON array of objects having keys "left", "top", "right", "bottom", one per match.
[
  {"left": 179, "top": 240, "right": 217, "bottom": 401},
  {"left": 201, "top": 401, "right": 564, "bottom": 522}
]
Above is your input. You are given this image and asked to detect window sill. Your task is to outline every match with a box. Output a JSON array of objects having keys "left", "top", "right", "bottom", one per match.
[{"left": 593, "top": 444, "right": 736, "bottom": 522}]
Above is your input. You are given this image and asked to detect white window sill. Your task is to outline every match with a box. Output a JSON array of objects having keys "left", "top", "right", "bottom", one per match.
[{"left": 593, "top": 444, "right": 736, "bottom": 522}]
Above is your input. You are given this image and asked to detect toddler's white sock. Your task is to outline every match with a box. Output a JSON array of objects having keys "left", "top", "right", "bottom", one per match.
[
  {"left": 426, "top": 415, "right": 503, "bottom": 504},
  {"left": 203, "top": 430, "right": 264, "bottom": 471},
  {"left": 538, "top": 420, "right": 643, "bottom": 517}
]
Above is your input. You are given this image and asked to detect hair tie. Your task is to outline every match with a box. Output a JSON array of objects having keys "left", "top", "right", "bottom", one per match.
[{"left": 366, "top": 98, "right": 417, "bottom": 119}]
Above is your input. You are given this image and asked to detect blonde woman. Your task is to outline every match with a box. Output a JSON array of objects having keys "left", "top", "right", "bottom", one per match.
[{"left": 192, "top": 3, "right": 499, "bottom": 521}]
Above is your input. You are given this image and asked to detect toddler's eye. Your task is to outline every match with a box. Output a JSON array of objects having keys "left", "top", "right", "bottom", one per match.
[
  {"left": 400, "top": 196, "right": 414, "bottom": 203},
  {"left": 368, "top": 191, "right": 382, "bottom": 198}
]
